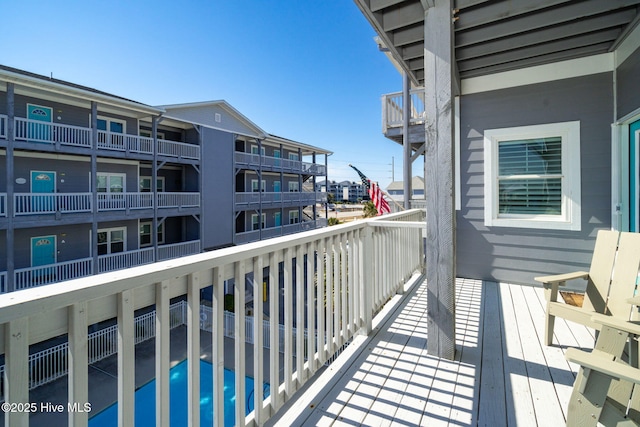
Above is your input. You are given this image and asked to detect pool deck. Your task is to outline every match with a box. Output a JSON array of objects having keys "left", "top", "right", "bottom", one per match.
[{"left": 268, "top": 277, "right": 595, "bottom": 426}]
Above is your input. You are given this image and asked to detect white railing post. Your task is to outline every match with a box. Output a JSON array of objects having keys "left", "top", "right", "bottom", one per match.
[
  {"left": 361, "top": 226, "right": 373, "bottom": 334},
  {"left": 234, "top": 260, "right": 247, "bottom": 427},
  {"left": 283, "top": 247, "right": 294, "bottom": 397},
  {"left": 268, "top": 251, "right": 281, "bottom": 412},
  {"left": 252, "top": 255, "right": 265, "bottom": 424},
  {"left": 316, "top": 238, "right": 326, "bottom": 365},
  {"left": 156, "top": 281, "right": 170, "bottom": 427},
  {"left": 212, "top": 266, "right": 225, "bottom": 427},
  {"left": 68, "top": 302, "right": 88, "bottom": 427},
  {"left": 117, "top": 290, "right": 135, "bottom": 427},
  {"left": 295, "top": 244, "right": 305, "bottom": 384},
  {"left": 4, "top": 318, "right": 29, "bottom": 427},
  {"left": 187, "top": 273, "right": 201, "bottom": 427},
  {"left": 306, "top": 240, "right": 316, "bottom": 375}
]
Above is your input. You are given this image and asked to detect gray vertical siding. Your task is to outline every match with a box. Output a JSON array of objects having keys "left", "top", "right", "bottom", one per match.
[
  {"left": 458, "top": 72, "right": 613, "bottom": 286},
  {"left": 201, "top": 127, "right": 234, "bottom": 250},
  {"left": 617, "top": 46, "right": 640, "bottom": 120}
]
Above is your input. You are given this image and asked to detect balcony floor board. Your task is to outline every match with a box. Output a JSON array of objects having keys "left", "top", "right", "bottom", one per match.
[{"left": 270, "top": 277, "right": 594, "bottom": 426}]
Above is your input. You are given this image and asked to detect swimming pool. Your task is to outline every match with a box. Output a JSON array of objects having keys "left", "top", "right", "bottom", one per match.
[{"left": 89, "top": 360, "right": 269, "bottom": 427}]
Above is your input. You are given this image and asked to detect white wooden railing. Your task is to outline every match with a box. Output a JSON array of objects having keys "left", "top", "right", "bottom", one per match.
[
  {"left": 235, "top": 191, "right": 322, "bottom": 206},
  {"left": 97, "top": 192, "right": 154, "bottom": 211},
  {"left": 14, "top": 258, "right": 93, "bottom": 291},
  {"left": 6, "top": 241, "right": 202, "bottom": 291},
  {"left": 157, "top": 192, "right": 200, "bottom": 208},
  {"left": 97, "top": 247, "right": 155, "bottom": 273},
  {"left": 12, "top": 118, "right": 199, "bottom": 160},
  {"left": 12, "top": 192, "right": 199, "bottom": 215},
  {"left": 158, "top": 139, "right": 200, "bottom": 160},
  {"left": 14, "top": 117, "right": 92, "bottom": 147},
  {"left": 0, "top": 114, "right": 7, "bottom": 139},
  {"left": 382, "top": 88, "right": 426, "bottom": 130},
  {"left": 234, "top": 152, "right": 326, "bottom": 175},
  {"left": 14, "top": 193, "right": 92, "bottom": 215},
  {"left": 157, "top": 240, "right": 201, "bottom": 261},
  {"left": 0, "top": 210, "right": 423, "bottom": 426}
]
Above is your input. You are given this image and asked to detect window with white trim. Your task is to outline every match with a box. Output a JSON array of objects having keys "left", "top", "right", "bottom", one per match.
[
  {"left": 251, "top": 145, "right": 265, "bottom": 156},
  {"left": 288, "top": 153, "right": 299, "bottom": 161},
  {"left": 289, "top": 210, "right": 299, "bottom": 224},
  {"left": 252, "top": 213, "right": 266, "bottom": 230},
  {"left": 484, "top": 121, "right": 581, "bottom": 230},
  {"left": 251, "top": 179, "right": 266, "bottom": 192},
  {"left": 97, "top": 227, "right": 126, "bottom": 255},
  {"left": 288, "top": 181, "right": 299, "bottom": 192},
  {"left": 139, "top": 176, "right": 165, "bottom": 192},
  {"left": 97, "top": 173, "right": 125, "bottom": 193},
  {"left": 139, "top": 221, "right": 164, "bottom": 246}
]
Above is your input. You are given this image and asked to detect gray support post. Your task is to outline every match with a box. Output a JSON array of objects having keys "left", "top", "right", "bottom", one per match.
[
  {"left": 91, "top": 102, "right": 99, "bottom": 274},
  {"left": 6, "top": 84, "right": 15, "bottom": 292},
  {"left": 425, "top": 0, "right": 456, "bottom": 360},
  {"left": 403, "top": 72, "right": 412, "bottom": 209},
  {"left": 325, "top": 153, "right": 329, "bottom": 220},
  {"left": 198, "top": 126, "right": 203, "bottom": 249},
  {"left": 152, "top": 116, "right": 159, "bottom": 260},
  {"left": 298, "top": 147, "right": 303, "bottom": 224},
  {"left": 312, "top": 153, "right": 317, "bottom": 223},
  {"left": 280, "top": 143, "right": 284, "bottom": 234}
]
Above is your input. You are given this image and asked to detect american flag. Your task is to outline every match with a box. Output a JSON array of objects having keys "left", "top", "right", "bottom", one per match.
[{"left": 349, "top": 164, "right": 391, "bottom": 215}]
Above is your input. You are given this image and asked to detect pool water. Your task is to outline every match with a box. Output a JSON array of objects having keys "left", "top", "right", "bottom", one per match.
[{"left": 89, "top": 360, "right": 269, "bottom": 427}]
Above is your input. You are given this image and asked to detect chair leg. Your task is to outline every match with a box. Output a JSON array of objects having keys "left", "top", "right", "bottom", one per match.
[
  {"left": 545, "top": 312, "right": 555, "bottom": 346},
  {"left": 567, "top": 368, "right": 609, "bottom": 427}
]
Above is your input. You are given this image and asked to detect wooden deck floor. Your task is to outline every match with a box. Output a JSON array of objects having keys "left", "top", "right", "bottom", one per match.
[{"left": 271, "top": 277, "right": 595, "bottom": 426}]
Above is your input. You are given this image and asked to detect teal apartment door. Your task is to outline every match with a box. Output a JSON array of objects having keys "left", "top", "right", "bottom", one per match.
[
  {"left": 27, "top": 104, "right": 52, "bottom": 142},
  {"left": 31, "top": 235, "right": 56, "bottom": 282},
  {"left": 274, "top": 211, "right": 281, "bottom": 227},
  {"left": 274, "top": 181, "right": 281, "bottom": 201},
  {"left": 631, "top": 119, "right": 640, "bottom": 232},
  {"left": 31, "top": 171, "right": 56, "bottom": 212}
]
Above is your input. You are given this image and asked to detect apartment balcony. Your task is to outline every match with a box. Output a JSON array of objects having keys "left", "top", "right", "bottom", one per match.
[
  {"left": 0, "top": 210, "right": 425, "bottom": 426},
  {"left": 9, "top": 117, "right": 200, "bottom": 161},
  {"left": 0, "top": 209, "right": 590, "bottom": 426},
  {"left": 11, "top": 192, "right": 199, "bottom": 216},
  {"left": 234, "top": 191, "right": 325, "bottom": 211},
  {"left": 9, "top": 240, "right": 201, "bottom": 291},
  {"left": 382, "top": 88, "right": 427, "bottom": 145},
  {"left": 235, "top": 218, "right": 328, "bottom": 244},
  {"left": 234, "top": 151, "right": 327, "bottom": 176}
]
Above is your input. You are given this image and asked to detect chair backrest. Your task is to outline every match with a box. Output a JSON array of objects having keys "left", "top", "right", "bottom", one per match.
[
  {"left": 582, "top": 230, "right": 620, "bottom": 313},
  {"left": 606, "top": 231, "right": 640, "bottom": 318}
]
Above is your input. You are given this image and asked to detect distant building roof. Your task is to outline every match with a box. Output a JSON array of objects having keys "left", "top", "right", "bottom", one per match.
[{"left": 386, "top": 176, "right": 425, "bottom": 191}]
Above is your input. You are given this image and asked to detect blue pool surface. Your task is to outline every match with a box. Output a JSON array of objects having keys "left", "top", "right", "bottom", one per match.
[{"left": 89, "top": 360, "right": 269, "bottom": 427}]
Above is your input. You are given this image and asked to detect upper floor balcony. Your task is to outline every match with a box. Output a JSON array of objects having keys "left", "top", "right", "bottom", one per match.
[
  {"left": 235, "top": 218, "right": 328, "bottom": 244},
  {"left": 0, "top": 115, "right": 200, "bottom": 161},
  {"left": 234, "top": 151, "right": 327, "bottom": 176},
  {"left": 234, "top": 191, "right": 326, "bottom": 211},
  {"left": 10, "top": 192, "right": 200, "bottom": 216},
  {"left": 382, "top": 88, "right": 427, "bottom": 145},
  {"left": 0, "top": 209, "right": 594, "bottom": 426}
]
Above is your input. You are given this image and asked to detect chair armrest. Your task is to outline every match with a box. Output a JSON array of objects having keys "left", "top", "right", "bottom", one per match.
[
  {"left": 590, "top": 313, "right": 640, "bottom": 336},
  {"left": 566, "top": 347, "right": 640, "bottom": 385},
  {"left": 628, "top": 296, "right": 640, "bottom": 306},
  {"left": 535, "top": 271, "right": 589, "bottom": 286}
]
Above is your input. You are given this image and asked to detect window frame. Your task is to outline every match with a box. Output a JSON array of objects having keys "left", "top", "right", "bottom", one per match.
[
  {"left": 483, "top": 121, "right": 581, "bottom": 231},
  {"left": 97, "top": 226, "right": 127, "bottom": 255},
  {"left": 139, "top": 220, "right": 165, "bottom": 247}
]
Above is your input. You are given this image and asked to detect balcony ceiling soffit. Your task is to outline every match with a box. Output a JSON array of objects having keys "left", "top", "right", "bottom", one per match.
[{"left": 355, "top": 0, "right": 640, "bottom": 85}]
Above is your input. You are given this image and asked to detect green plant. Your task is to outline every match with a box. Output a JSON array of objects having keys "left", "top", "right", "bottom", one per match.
[
  {"left": 362, "top": 201, "right": 378, "bottom": 218},
  {"left": 224, "top": 293, "right": 235, "bottom": 312},
  {"left": 328, "top": 217, "right": 341, "bottom": 226}
]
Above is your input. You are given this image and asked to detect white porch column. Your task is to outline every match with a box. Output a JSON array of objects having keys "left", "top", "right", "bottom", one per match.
[{"left": 424, "top": 0, "right": 456, "bottom": 360}]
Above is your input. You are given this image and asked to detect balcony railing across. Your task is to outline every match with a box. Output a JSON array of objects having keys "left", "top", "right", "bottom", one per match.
[
  {"left": 0, "top": 210, "right": 423, "bottom": 426},
  {"left": 234, "top": 152, "right": 326, "bottom": 175},
  {"left": 234, "top": 191, "right": 323, "bottom": 207},
  {"left": 11, "top": 118, "right": 200, "bottom": 160},
  {"left": 6, "top": 240, "right": 202, "bottom": 291},
  {"left": 12, "top": 192, "right": 199, "bottom": 215},
  {"left": 382, "top": 88, "right": 426, "bottom": 129}
]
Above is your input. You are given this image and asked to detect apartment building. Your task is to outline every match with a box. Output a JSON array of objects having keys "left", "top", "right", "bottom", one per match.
[
  {"left": 0, "top": 65, "right": 329, "bottom": 293},
  {"left": 316, "top": 179, "right": 368, "bottom": 203}
]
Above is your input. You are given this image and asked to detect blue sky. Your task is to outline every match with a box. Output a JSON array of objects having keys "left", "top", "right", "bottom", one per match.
[{"left": 1, "top": 1, "right": 418, "bottom": 188}]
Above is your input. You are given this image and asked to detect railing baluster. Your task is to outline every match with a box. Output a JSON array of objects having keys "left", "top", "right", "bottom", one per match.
[
  {"left": 306, "top": 240, "right": 316, "bottom": 374},
  {"left": 4, "top": 318, "right": 29, "bottom": 427},
  {"left": 187, "top": 273, "right": 201, "bottom": 427},
  {"left": 234, "top": 260, "right": 247, "bottom": 427},
  {"left": 118, "top": 289, "right": 135, "bottom": 427},
  {"left": 283, "top": 247, "right": 294, "bottom": 397},
  {"left": 316, "top": 238, "right": 326, "bottom": 364},
  {"left": 333, "top": 235, "right": 341, "bottom": 349},
  {"left": 68, "top": 302, "right": 88, "bottom": 427},
  {"left": 252, "top": 255, "right": 265, "bottom": 424},
  {"left": 295, "top": 244, "right": 305, "bottom": 384},
  {"left": 156, "top": 281, "right": 170, "bottom": 427},
  {"left": 325, "top": 237, "right": 334, "bottom": 356},
  {"left": 341, "top": 235, "right": 348, "bottom": 343},
  {"left": 268, "top": 250, "right": 281, "bottom": 411},
  {"left": 212, "top": 266, "right": 225, "bottom": 427}
]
